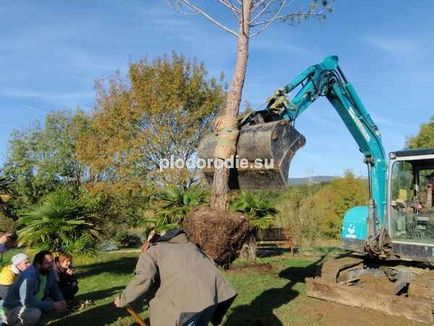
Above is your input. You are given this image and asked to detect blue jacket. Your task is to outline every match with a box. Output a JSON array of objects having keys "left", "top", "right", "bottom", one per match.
[{"left": 3, "top": 266, "right": 64, "bottom": 313}]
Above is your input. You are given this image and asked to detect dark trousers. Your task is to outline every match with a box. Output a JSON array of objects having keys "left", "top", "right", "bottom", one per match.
[
  {"left": 60, "top": 284, "right": 79, "bottom": 301},
  {"left": 182, "top": 304, "right": 217, "bottom": 326}
]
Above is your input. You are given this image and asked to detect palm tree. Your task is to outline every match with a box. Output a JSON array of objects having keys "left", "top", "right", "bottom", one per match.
[
  {"left": 18, "top": 188, "right": 100, "bottom": 254},
  {"left": 150, "top": 186, "right": 208, "bottom": 230},
  {"left": 230, "top": 191, "right": 277, "bottom": 229}
]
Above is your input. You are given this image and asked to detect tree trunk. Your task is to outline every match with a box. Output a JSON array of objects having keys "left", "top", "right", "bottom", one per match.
[
  {"left": 210, "top": 0, "right": 252, "bottom": 209},
  {"left": 239, "top": 230, "right": 257, "bottom": 261}
]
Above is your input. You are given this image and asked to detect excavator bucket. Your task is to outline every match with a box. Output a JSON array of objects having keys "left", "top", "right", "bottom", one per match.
[{"left": 198, "top": 119, "right": 306, "bottom": 189}]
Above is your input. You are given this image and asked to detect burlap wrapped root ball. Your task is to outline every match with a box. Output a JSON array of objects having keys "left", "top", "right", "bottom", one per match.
[{"left": 183, "top": 206, "right": 250, "bottom": 267}]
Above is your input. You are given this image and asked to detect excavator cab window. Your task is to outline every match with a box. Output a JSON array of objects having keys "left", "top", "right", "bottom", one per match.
[{"left": 389, "top": 160, "right": 434, "bottom": 244}]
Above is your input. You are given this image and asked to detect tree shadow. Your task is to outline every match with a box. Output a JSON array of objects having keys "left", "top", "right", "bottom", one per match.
[
  {"left": 77, "top": 256, "right": 138, "bottom": 278},
  {"left": 224, "top": 252, "right": 329, "bottom": 326},
  {"left": 256, "top": 243, "right": 290, "bottom": 258},
  {"left": 256, "top": 243, "right": 301, "bottom": 258}
]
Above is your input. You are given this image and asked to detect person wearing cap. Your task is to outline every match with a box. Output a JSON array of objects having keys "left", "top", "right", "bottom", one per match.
[
  {"left": 114, "top": 229, "right": 237, "bottom": 326},
  {"left": 3, "top": 250, "right": 66, "bottom": 326},
  {"left": 0, "top": 253, "right": 30, "bottom": 299}
]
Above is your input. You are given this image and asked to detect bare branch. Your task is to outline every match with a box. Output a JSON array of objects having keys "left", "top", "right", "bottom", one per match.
[
  {"left": 250, "top": 0, "right": 287, "bottom": 37},
  {"left": 167, "top": 0, "right": 199, "bottom": 16},
  {"left": 217, "top": 0, "right": 241, "bottom": 18},
  {"left": 250, "top": 0, "right": 274, "bottom": 24},
  {"left": 252, "top": 0, "right": 270, "bottom": 10},
  {"left": 174, "top": 0, "right": 238, "bottom": 36},
  {"left": 252, "top": 11, "right": 325, "bottom": 27},
  {"left": 250, "top": 0, "right": 331, "bottom": 37}
]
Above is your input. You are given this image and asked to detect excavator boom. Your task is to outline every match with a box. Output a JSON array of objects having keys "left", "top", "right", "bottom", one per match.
[{"left": 198, "top": 56, "right": 434, "bottom": 323}]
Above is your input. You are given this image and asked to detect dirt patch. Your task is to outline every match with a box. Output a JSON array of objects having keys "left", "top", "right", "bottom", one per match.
[
  {"left": 292, "top": 297, "right": 428, "bottom": 326},
  {"left": 357, "top": 273, "right": 395, "bottom": 294},
  {"left": 183, "top": 205, "right": 250, "bottom": 266},
  {"left": 227, "top": 263, "right": 274, "bottom": 274}
]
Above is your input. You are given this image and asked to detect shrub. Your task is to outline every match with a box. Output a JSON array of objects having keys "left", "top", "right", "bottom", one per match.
[
  {"left": 114, "top": 231, "right": 142, "bottom": 248},
  {"left": 230, "top": 191, "right": 277, "bottom": 229},
  {"left": 18, "top": 188, "right": 100, "bottom": 254},
  {"left": 149, "top": 186, "right": 208, "bottom": 231}
]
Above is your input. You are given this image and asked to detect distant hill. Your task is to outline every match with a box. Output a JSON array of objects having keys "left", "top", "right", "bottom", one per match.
[{"left": 288, "top": 175, "right": 335, "bottom": 185}]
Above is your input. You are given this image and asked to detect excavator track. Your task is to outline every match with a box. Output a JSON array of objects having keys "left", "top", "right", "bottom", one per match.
[{"left": 306, "top": 255, "right": 434, "bottom": 323}]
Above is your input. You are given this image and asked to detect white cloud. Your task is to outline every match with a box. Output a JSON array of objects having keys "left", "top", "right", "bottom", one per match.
[
  {"left": 362, "top": 35, "right": 418, "bottom": 54},
  {"left": 0, "top": 89, "right": 94, "bottom": 102},
  {"left": 374, "top": 114, "right": 417, "bottom": 130}
]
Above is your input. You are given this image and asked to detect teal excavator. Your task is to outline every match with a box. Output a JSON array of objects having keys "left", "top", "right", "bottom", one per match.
[{"left": 198, "top": 56, "right": 434, "bottom": 323}]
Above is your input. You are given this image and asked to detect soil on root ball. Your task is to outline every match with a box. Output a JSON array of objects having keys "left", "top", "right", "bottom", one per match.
[{"left": 183, "top": 205, "right": 250, "bottom": 267}]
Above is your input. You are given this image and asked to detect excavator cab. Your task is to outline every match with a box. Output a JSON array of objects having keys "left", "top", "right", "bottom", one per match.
[
  {"left": 197, "top": 110, "right": 305, "bottom": 189},
  {"left": 388, "top": 148, "right": 434, "bottom": 247}
]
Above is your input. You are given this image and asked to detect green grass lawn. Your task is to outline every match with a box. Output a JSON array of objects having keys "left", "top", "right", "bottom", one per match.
[
  {"left": 0, "top": 248, "right": 336, "bottom": 326},
  {"left": 38, "top": 249, "right": 330, "bottom": 326}
]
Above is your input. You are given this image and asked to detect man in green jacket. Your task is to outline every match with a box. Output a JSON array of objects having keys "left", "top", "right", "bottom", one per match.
[{"left": 114, "top": 229, "right": 237, "bottom": 326}]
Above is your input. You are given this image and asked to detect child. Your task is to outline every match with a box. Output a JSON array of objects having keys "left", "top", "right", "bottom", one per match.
[{"left": 54, "top": 253, "right": 79, "bottom": 303}]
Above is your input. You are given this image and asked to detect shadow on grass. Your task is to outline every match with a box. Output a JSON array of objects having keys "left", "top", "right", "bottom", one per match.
[
  {"left": 77, "top": 256, "right": 138, "bottom": 278},
  {"left": 49, "top": 298, "right": 148, "bottom": 326},
  {"left": 224, "top": 252, "right": 329, "bottom": 326},
  {"left": 48, "top": 255, "right": 143, "bottom": 325},
  {"left": 256, "top": 246, "right": 290, "bottom": 258},
  {"left": 49, "top": 287, "right": 153, "bottom": 326},
  {"left": 75, "top": 286, "right": 125, "bottom": 302}
]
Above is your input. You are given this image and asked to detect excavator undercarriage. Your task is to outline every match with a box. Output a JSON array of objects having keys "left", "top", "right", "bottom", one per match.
[{"left": 306, "top": 255, "right": 434, "bottom": 323}]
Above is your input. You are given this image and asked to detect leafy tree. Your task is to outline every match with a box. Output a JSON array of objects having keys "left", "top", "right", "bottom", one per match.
[
  {"left": 171, "top": 0, "right": 333, "bottom": 209},
  {"left": 276, "top": 173, "right": 367, "bottom": 244},
  {"left": 18, "top": 187, "right": 100, "bottom": 254},
  {"left": 309, "top": 171, "right": 368, "bottom": 239},
  {"left": 276, "top": 184, "right": 323, "bottom": 246},
  {"left": 77, "top": 53, "right": 225, "bottom": 189},
  {"left": 0, "top": 177, "right": 17, "bottom": 232},
  {"left": 408, "top": 116, "right": 434, "bottom": 149},
  {"left": 0, "top": 177, "right": 17, "bottom": 221},
  {"left": 84, "top": 180, "right": 152, "bottom": 230},
  {"left": 3, "top": 110, "right": 87, "bottom": 210}
]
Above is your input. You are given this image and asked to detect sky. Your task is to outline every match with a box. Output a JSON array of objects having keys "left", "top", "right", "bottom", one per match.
[{"left": 0, "top": 0, "right": 433, "bottom": 178}]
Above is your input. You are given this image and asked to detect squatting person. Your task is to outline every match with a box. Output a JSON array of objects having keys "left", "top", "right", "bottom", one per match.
[
  {"left": 3, "top": 250, "right": 67, "bottom": 325},
  {"left": 114, "top": 229, "right": 237, "bottom": 326}
]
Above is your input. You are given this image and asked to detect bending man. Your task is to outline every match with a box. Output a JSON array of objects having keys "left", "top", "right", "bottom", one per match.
[{"left": 114, "top": 229, "right": 237, "bottom": 326}]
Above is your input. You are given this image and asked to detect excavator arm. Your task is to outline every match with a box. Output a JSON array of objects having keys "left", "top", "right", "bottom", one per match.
[
  {"left": 265, "top": 55, "right": 387, "bottom": 230},
  {"left": 199, "top": 55, "right": 387, "bottom": 238}
]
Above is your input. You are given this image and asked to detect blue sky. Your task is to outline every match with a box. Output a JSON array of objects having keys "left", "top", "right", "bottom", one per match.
[{"left": 0, "top": 0, "right": 433, "bottom": 177}]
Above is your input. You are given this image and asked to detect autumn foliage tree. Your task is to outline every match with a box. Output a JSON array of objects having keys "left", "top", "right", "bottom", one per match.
[
  {"left": 76, "top": 53, "right": 225, "bottom": 192},
  {"left": 277, "top": 172, "right": 368, "bottom": 245}
]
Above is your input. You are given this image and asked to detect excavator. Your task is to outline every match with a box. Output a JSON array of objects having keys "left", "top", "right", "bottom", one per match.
[{"left": 198, "top": 56, "right": 434, "bottom": 323}]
